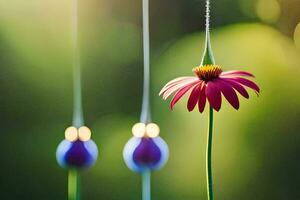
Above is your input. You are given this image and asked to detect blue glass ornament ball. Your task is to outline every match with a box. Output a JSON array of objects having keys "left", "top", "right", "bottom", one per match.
[
  {"left": 123, "top": 136, "right": 169, "bottom": 173},
  {"left": 56, "top": 139, "right": 98, "bottom": 169}
]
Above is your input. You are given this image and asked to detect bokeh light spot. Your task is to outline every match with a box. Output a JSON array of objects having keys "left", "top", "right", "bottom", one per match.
[
  {"left": 65, "top": 127, "right": 78, "bottom": 142},
  {"left": 294, "top": 22, "right": 300, "bottom": 49},
  {"left": 132, "top": 123, "right": 146, "bottom": 137},
  {"left": 146, "top": 123, "right": 160, "bottom": 138},
  {"left": 256, "top": 0, "right": 281, "bottom": 24},
  {"left": 78, "top": 126, "right": 92, "bottom": 141}
]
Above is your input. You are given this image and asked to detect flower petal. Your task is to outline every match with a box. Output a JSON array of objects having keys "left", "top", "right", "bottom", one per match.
[
  {"left": 159, "top": 76, "right": 196, "bottom": 95},
  {"left": 163, "top": 80, "right": 199, "bottom": 100},
  {"left": 221, "top": 78, "right": 249, "bottom": 99},
  {"left": 187, "top": 81, "right": 203, "bottom": 112},
  {"left": 160, "top": 78, "right": 199, "bottom": 99},
  {"left": 206, "top": 82, "right": 222, "bottom": 111},
  {"left": 229, "top": 77, "right": 260, "bottom": 94},
  {"left": 215, "top": 79, "right": 239, "bottom": 110},
  {"left": 198, "top": 82, "right": 207, "bottom": 113},
  {"left": 170, "top": 84, "right": 197, "bottom": 110},
  {"left": 220, "top": 70, "right": 255, "bottom": 78}
]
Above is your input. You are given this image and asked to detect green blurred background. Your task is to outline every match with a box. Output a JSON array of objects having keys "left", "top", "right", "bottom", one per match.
[{"left": 0, "top": 0, "right": 300, "bottom": 199}]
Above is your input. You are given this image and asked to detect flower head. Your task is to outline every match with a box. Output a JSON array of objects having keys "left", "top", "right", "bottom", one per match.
[
  {"left": 159, "top": 64, "right": 260, "bottom": 112},
  {"left": 56, "top": 126, "right": 98, "bottom": 169},
  {"left": 123, "top": 122, "right": 169, "bottom": 173}
]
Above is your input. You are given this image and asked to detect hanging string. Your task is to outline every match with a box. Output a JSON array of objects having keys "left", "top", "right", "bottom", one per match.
[
  {"left": 72, "top": 0, "right": 84, "bottom": 128},
  {"left": 140, "top": 0, "right": 151, "bottom": 124},
  {"left": 201, "top": 0, "right": 215, "bottom": 66}
]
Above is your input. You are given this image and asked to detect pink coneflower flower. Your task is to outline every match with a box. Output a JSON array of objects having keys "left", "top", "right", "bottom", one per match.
[
  {"left": 159, "top": 64, "right": 260, "bottom": 112},
  {"left": 159, "top": 1, "right": 261, "bottom": 199}
]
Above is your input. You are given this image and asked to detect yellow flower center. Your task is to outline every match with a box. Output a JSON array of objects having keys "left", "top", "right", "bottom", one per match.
[{"left": 193, "top": 65, "right": 222, "bottom": 81}]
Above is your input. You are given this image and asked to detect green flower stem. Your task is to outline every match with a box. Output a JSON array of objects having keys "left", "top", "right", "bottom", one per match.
[
  {"left": 70, "top": 0, "right": 83, "bottom": 199},
  {"left": 140, "top": 0, "right": 151, "bottom": 124},
  {"left": 201, "top": 0, "right": 215, "bottom": 66},
  {"left": 140, "top": 0, "right": 152, "bottom": 198},
  {"left": 68, "top": 170, "right": 80, "bottom": 200},
  {"left": 71, "top": 0, "right": 84, "bottom": 128},
  {"left": 142, "top": 169, "right": 151, "bottom": 200},
  {"left": 206, "top": 107, "right": 214, "bottom": 200},
  {"left": 201, "top": 1, "right": 215, "bottom": 200}
]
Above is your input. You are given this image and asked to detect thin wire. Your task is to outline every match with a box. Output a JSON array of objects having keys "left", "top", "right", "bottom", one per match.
[
  {"left": 72, "top": 0, "right": 84, "bottom": 128},
  {"left": 142, "top": 169, "right": 151, "bottom": 200},
  {"left": 140, "top": 0, "right": 151, "bottom": 124}
]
